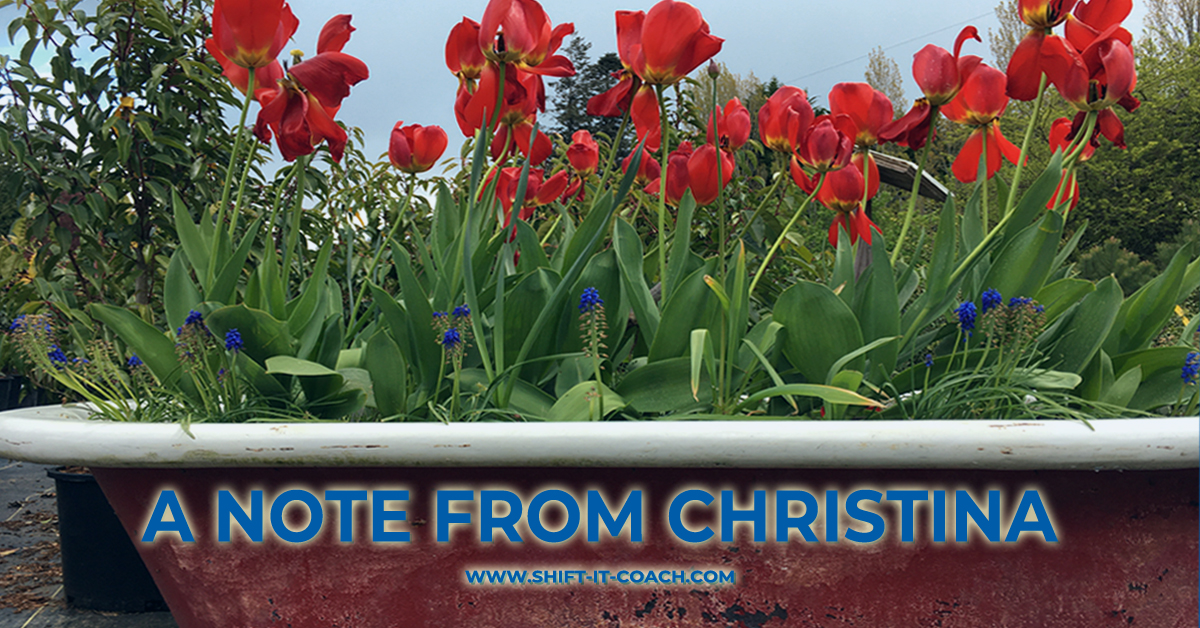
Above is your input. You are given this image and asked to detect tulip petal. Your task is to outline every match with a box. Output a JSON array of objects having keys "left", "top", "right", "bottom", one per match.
[
  {"left": 1005, "top": 32, "right": 1045, "bottom": 101},
  {"left": 289, "top": 52, "right": 369, "bottom": 110},
  {"left": 630, "top": 85, "right": 662, "bottom": 153},
  {"left": 317, "top": 15, "right": 355, "bottom": 54}
]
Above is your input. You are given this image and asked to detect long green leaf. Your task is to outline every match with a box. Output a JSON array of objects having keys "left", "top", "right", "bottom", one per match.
[
  {"left": 775, "top": 281, "right": 863, "bottom": 383},
  {"left": 286, "top": 235, "right": 334, "bottom": 336},
  {"left": 740, "top": 383, "right": 883, "bottom": 409},
  {"left": 165, "top": 249, "right": 201, "bottom": 331},
  {"left": 172, "top": 190, "right": 209, "bottom": 289},
  {"left": 207, "top": 217, "right": 263, "bottom": 304},
  {"left": 87, "top": 304, "right": 189, "bottom": 395},
  {"left": 613, "top": 217, "right": 660, "bottom": 342}
]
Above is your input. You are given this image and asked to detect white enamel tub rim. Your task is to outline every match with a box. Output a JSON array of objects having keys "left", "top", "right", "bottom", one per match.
[{"left": 0, "top": 405, "right": 1196, "bottom": 470}]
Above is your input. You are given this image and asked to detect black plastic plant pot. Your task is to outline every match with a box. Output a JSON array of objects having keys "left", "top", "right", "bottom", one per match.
[
  {"left": 47, "top": 467, "right": 167, "bottom": 612},
  {"left": 0, "top": 376, "right": 21, "bottom": 411}
]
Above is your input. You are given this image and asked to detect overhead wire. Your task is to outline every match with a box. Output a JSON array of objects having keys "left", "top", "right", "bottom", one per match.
[{"left": 782, "top": 10, "right": 995, "bottom": 85}]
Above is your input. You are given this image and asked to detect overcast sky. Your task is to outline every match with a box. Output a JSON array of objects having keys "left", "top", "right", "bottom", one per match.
[{"left": 2, "top": 0, "right": 1150, "bottom": 165}]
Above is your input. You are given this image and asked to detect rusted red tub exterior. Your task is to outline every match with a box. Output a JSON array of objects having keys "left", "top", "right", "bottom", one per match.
[{"left": 93, "top": 466, "right": 1199, "bottom": 628}]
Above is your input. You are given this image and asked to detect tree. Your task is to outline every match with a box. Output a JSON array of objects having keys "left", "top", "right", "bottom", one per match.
[
  {"left": 988, "top": 0, "right": 1023, "bottom": 67},
  {"left": 864, "top": 47, "right": 906, "bottom": 115},
  {"left": 546, "top": 37, "right": 622, "bottom": 142},
  {"left": 1144, "top": 0, "right": 1199, "bottom": 48},
  {"left": 0, "top": 0, "right": 252, "bottom": 321},
  {"left": 1072, "top": 37, "right": 1200, "bottom": 259}
]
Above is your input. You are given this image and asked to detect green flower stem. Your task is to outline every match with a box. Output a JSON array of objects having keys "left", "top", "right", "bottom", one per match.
[
  {"left": 228, "top": 136, "right": 259, "bottom": 238},
  {"left": 735, "top": 154, "right": 785, "bottom": 241},
  {"left": 655, "top": 84, "right": 670, "bottom": 284},
  {"left": 978, "top": 125, "right": 989, "bottom": 233},
  {"left": 347, "top": 173, "right": 418, "bottom": 334},
  {"left": 209, "top": 71, "right": 256, "bottom": 288},
  {"left": 890, "top": 118, "right": 937, "bottom": 266},
  {"left": 594, "top": 107, "right": 631, "bottom": 192},
  {"left": 281, "top": 153, "right": 310, "bottom": 297},
  {"left": 748, "top": 174, "right": 824, "bottom": 296},
  {"left": 1002, "top": 72, "right": 1049, "bottom": 220}
]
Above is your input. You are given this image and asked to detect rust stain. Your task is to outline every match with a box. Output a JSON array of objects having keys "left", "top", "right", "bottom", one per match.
[
  {"left": 1000, "top": 448, "right": 1013, "bottom": 455},
  {"left": 320, "top": 445, "right": 387, "bottom": 450}
]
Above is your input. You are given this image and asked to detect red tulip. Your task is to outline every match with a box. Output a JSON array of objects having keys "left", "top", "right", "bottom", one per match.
[
  {"left": 828, "top": 83, "right": 894, "bottom": 149},
  {"left": 795, "top": 115, "right": 855, "bottom": 173},
  {"left": 209, "top": 0, "right": 298, "bottom": 70},
  {"left": 829, "top": 207, "right": 878, "bottom": 247},
  {"left": 645, "top": 141, "right": 694, "bottom": 205},
  {"left": 566, "top": 130, "right": 600, "bottom": 177},
  {"left": 206, "top": 43, "right": 284, "bottom": 95},
  {"left": 622, "top": 148, "right": 661, "bottom": 187},
  {"left": 632, "top": 0, "right": 723, "bottom": 86},
  {"left": 252, "top": 15, "right": 368, "bottom": 162},
  {"left": 389, "top": 123, "right": 449, "bottom": 174},
  {"left": 446, "top": 18, "right": 487, "bottom": 88},
  {"left": 479, "top": 0, "right": 575, "bottom": 77},
  {"left": 1065, "top": 0, "right": 1133, "bottom": 49},
  {"left": 1043, "top": 29, "right": 1137, "bottom": 114},
  {"left": 686, "top": 144, "right": 734, "bottom": 206},
  {"left": 1018, "top": 0, "right": 1078, "bottom": 29},
  {"left": 586, "top": 11, "right": 644, "bottom": 117},
  {"left": 913, "top": 26, "right": 982, "bottom": 106},
  {"left": 943, "top": 65, "right": 1022, "bottom": 182},
  {"left": 881, "top": 26, "right": 981, "bottom": 149},
  {"left": 490, "top": 119, "right": 553, "bottom": 165},
  {"left": 707, "top": 98, "right": 751, "bottom": 150},
  {"left": 490, "top": 167, "right": 561, "bottom": 225},
  {"left": 758, "top": 86, "right": 813, "bottom": 153}
]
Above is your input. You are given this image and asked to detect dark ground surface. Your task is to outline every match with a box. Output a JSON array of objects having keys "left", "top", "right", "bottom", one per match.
[{"left": 0, "top": 460, "right": 177, "bottom": 628}]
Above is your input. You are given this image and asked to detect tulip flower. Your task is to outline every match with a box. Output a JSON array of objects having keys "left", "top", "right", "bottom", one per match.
[
  {"left": 1045, "top": 117, "right": 1091, "bottom": 211},
  {"left": 389, "top": 123, "right": 449, "bottom": 174},
  {"left": 209, "top": 0, "right": 298, "bottom": 70},
  {"left": 758, "top": 86, "right": 814, "bottom": 153},
  {"left": 794, "top": 115, "right": 855, "bottom": 173},
  {"left": 566, "top": 130, "right": 600, "bottom": 177},
  {"left": 881, "top": 26, "right": 981, "bottom": 149},
  {"left": 252, "top": 15, "right": 369, "bottom": 162},
  {"left": 632, "top": 0, "right": 724, "bottom": 86},
  {"left": 586, "top": 11, "right": 644, "bottom": 117},
  {"left": 479, "top": 0, "right": 575, "bottom": 77},
  {"left": 1043, "top": 30, "right": 1138, "bottom": 117},
  {"left": 1006, "top": 0, "right": 1080, "bottom": 100},
  {"left": 491, "top": 168, "right": 569, "bottom": 227},
  {"left": 828, "top": 83, "right": 894, "bottom": 150},
  {"left": 644, "top": 141, "right": 693, "bottom": 205},
  {"left": 707, "top": 98, "right": 751, "bottom": 150},
  {"left": 622, "top": 148, "right": 662, "bottom": 188},
  {"left": 686, "top": 144, "right": 734, "bottom": 206},
  {"left": 1064, "top": 0, "right": 1133, "bottom": 53},
  {"left": 942, "top": 65, "right": 1022, "bottom": 182},
  {"left": 206, "top": 43, "right": 284, "bottom": 96},
  {"left": 446, "top": 18, "right": 487, "bottom": 89}
]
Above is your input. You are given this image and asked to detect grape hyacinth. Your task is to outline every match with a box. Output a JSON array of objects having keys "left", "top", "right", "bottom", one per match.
[
  {"left": 954, "top": 302, "right": 977, "bottom": 336},
  {"left": 578, "top": 287, "right": 604, "bottom": 313},
  {"left": 127, "top": 354, "right": 143, "bottom": 368},
  {"left": 1184, "top": 353, "right": 1199, "bottom": 385},
  {"left": 981, "top": 288, "right": 1002, "bottom": 314},
  {"left": 224, "top": 328, "right": 244, "bottom": 353}
]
